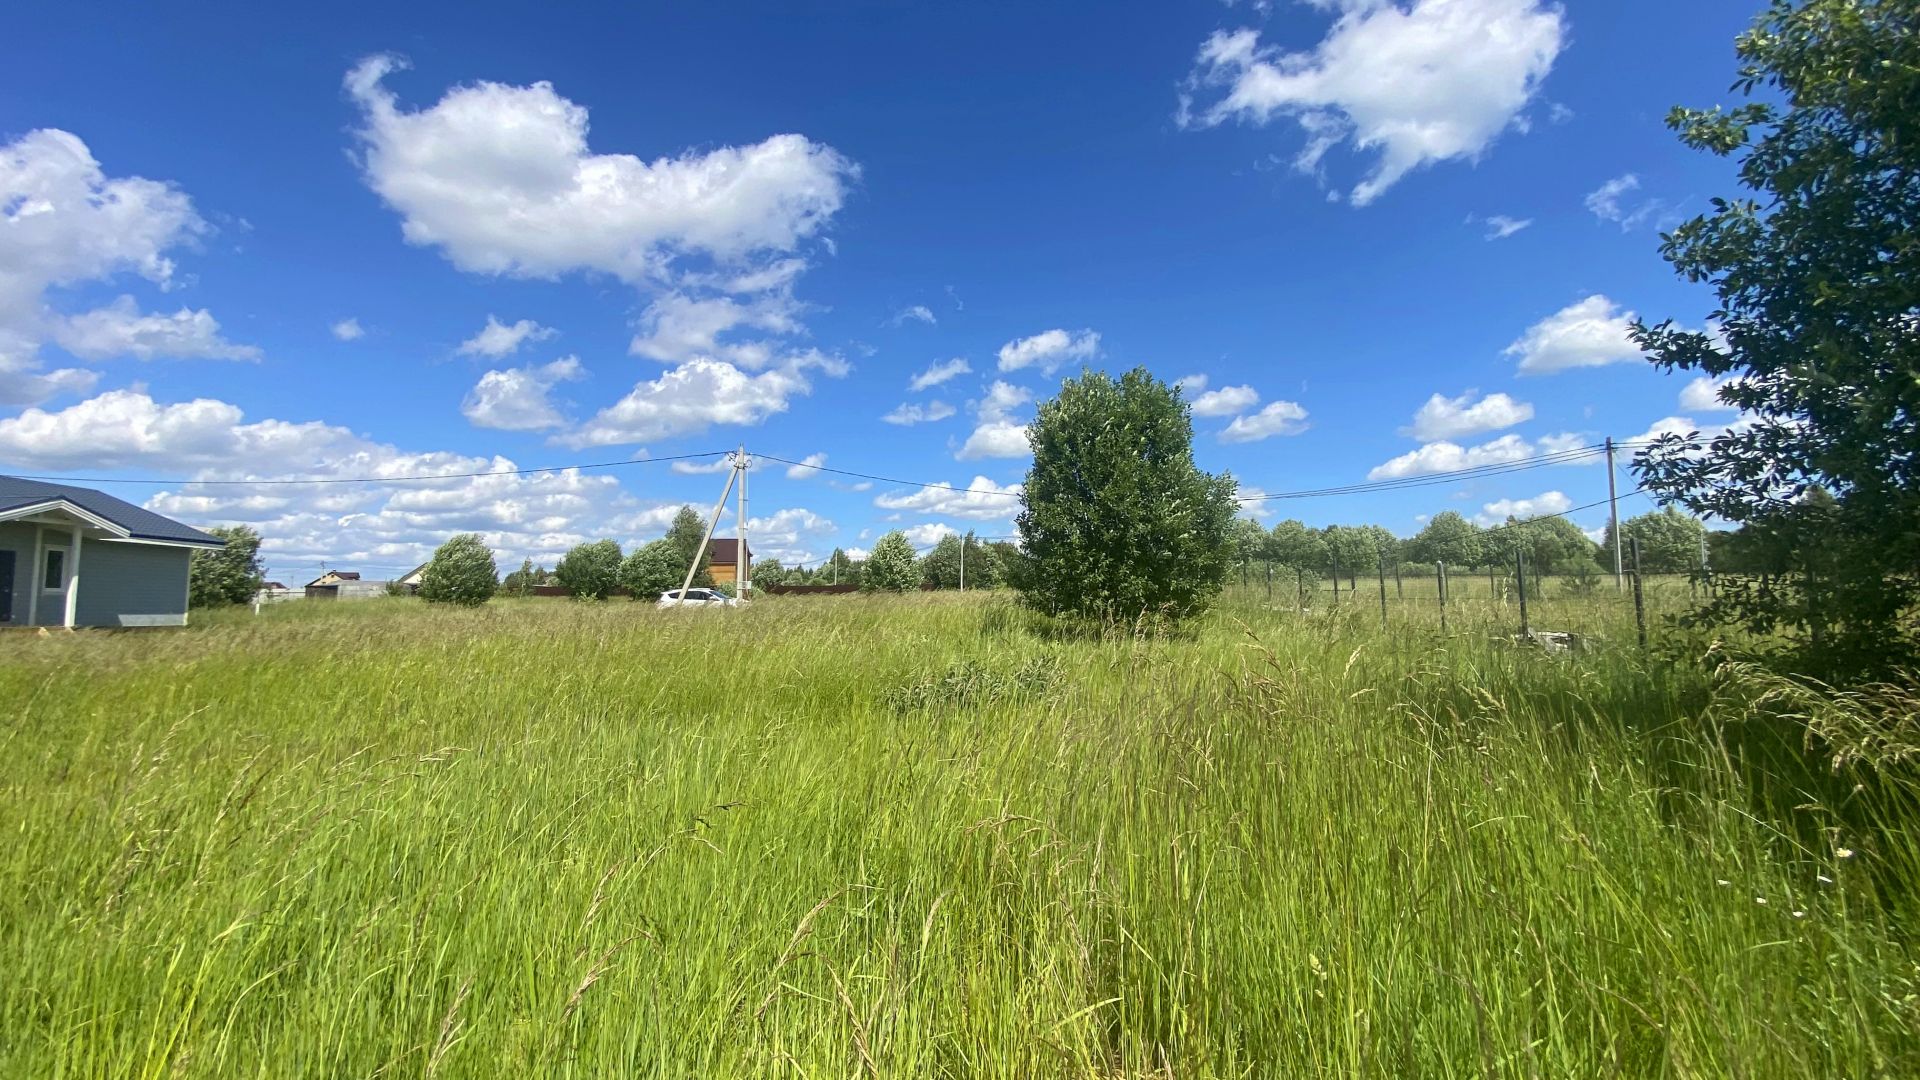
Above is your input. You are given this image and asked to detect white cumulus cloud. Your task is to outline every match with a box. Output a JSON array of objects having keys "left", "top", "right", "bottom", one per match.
[
  {"left": 1191, "top": 384, "right": 1260, "bottom": 418},
  {"left": 1678, "top": 374, "right": 1741, "bottom": 412},
  {"left": 1181, "top": 1, "right": 1565, "bottom": 205},
  {"left": 331, "top": 318, "right": 365, "bottom": 341},
  {"left": 883, "top": 400, "right": 956, "bottom": 426},
  {"left": 461, "top": 355, "right": 585, "bottom": 431},
  {"left": 1476, "top": 489, "right": 1571, "bottom": 526},
  {"left": 785, "top": 452, "right": 827, "bottom": 480},
  {"left": 1507, "top": 295, "right": 1642, "bottom": 374},
  {"left": 891, "top": 304, "right": 936, "bottom": 326},
  {"left": 344, "top": 54, "right": 857, "bottom": 280},
  {"left": 909, "top": 357, "right": 970, "bottom": 391},
  {"left": 558, "top": 357, "right": 810, "bottom": 448},
  {"left": 54, "top": 295, "right": 259, "bottom": 362},
  {"left": 1221, "top": 400, "right": 1309, "bottom": 442},
  {"left": 1404, "top": 390, "right": 1533, "bottom": 441},
  {"left": 997, "top": 328, "right": 1099, "bottom": 373},
  {"left": 1, "top": 129, "right": 244, "bottom": 402},
  {"left": 874, "top": 475, "right": 1023, "bottom": 521},
  {"left": 1367, "top": 431, "right": 1588, "bottom": 480},
  {"left": 457, "top": 315, "right": 557, "bottom": 359}
]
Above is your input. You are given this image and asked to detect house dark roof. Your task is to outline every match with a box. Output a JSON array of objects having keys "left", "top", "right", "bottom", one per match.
[
  {"left": 0, "top": 475, "right": 224, "bottom": 546},
  {"left": 708, "top": 538, "right": 752, "bottom": 564}
]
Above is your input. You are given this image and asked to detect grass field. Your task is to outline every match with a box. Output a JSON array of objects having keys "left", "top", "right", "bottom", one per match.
[{"left": 3, "top": 591, "right": 1916, "bottom": 1077}]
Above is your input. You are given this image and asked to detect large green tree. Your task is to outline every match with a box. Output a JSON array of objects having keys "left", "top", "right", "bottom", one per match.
[
  {"left": 1267, "top": 519, "right": 1330, "bottom": 570},
  {"left": 1631, "top": 0, "right": 1920, "bottom": 672},
  {"left": 1603, "top": 506, "right": 1708, "bottom": 575},
  {"left": 863, "top": 531, "right": 919, "bottom": 592},
  {"left": 187, "top": 525, "right": 263, "bottom": 607},
  {"left": 417, "top": 533, "right": 498, "bottom": 606},
  {"left": 1406, "top": 511, "right": 1484, "bottom": 568},
  {"left": 663, "top": 506, "right": 715, "bottom": 588},
  {"left": 555, "top": 539, "right": 623, "bottom": 600},
  {"left": 1016, "top": 368, "right": 1238, "bottom": 623},
  {"left": 618, "top": 539, "right": 686, "bottom": 600},
  {"left": 920, "top": 533, "right": 983, "bottom": 589}
]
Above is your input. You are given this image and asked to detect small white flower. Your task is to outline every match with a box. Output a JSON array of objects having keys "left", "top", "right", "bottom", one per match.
[
  {"left": 1792, "top": 910, "right": 1805, "bottom": 918},
  {"left": 1817, "top": 874, "right": 1834, "bottom": 885},
  {"left": 1716, "top": 879, "right": 1731, "bottom": 887},
  {"left": 1836, "top": 847, "right": 1855, "bottom": 859},
  {"left": 1755, "top": 897, "right": 1768, "bottom": 905}
]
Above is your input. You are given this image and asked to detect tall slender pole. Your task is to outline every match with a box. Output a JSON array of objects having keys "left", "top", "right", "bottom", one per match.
[
  {"left": 737, "top": 445, "right": 750, "bottom": 599},
  {"left": 959, "top": 534, "right": 966, "bottom": 592},
  {"left": 1437, "top": 561, "right": 1448, "bottom": 632},
  {"left": 1516, "top": 548, "right": 1530, "bottom": 637},
  {"left": 1631, "top": 536, "right": 1648, "bottom": 648},
  {"left": 1332, "top": 553, "right": 1341, "bottom": 605},
  {"left": 1376, "top": 551, "right": 1388, "bottom": 630},
  {"left": 678, "top": 464, "right": 739, "bottom": 601},
  {"left": 1607, "top": 437, "right": 1624, "bottom": 591}
]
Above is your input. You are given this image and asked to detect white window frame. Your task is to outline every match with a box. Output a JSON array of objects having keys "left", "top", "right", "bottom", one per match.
[{"left": 41, "top": 545, "right": 67, "bottom": 592}]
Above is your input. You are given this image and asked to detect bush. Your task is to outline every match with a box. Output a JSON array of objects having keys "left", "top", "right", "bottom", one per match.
[
  {"left": 187, "top": 525, "right": 263, "bottom": 608},
  {"left": 1017, "top": 367, "right": 1238, "bottom": 624},
  {"left": 618, "top": 539, "right": 686, "bottom": 600},
  {"left": 555, "top": 539, "right": 623, "bottom": 600},
  {"left": 863, "top": 532, "right": 919, "bottom": 592},
  {"left": 418, "top": 533, "right": 499, "bottom": 606}
]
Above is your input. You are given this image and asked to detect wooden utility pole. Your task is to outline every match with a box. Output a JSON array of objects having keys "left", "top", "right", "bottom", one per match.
[
  {"left": 737, "top": 445, "right": 750, "bottom": 599},
  {"left": 1631, "top": 537, "right": 1648, "bottom": 648},
  {"left": 1376, "top": 551, "right": 1388, "bottom": 630},
  {"left": 1437, "top": 561, "right": 1448, "bottom": 632},
  {"left": 1607, "top": 436, "right": 1624, "bottom": 591},
  {"left": 678, "top": 458, "right": 739, "bottom": 601},
  {"left": 1516, "top": 548, "right": 1530, "bottom": 637}
]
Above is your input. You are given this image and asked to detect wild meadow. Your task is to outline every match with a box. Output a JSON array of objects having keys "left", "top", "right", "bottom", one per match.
[{"left": 2, "top": 590, "right": 1916, "bottom": 1077}]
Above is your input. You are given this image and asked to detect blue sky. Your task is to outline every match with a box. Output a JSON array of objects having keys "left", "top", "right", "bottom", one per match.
[{"left": 2, "top": 0, "right": 1763, "bottom": 581}]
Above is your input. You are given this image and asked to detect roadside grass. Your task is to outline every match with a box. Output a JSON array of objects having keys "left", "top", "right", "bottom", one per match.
[{"left": 1, "top": 593, "right": 1914, "bottom": 1077}]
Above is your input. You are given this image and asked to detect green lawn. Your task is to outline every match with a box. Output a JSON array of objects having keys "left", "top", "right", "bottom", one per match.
[{"left": 2, "top": 593, "right": 1913, "bottom": 1077}]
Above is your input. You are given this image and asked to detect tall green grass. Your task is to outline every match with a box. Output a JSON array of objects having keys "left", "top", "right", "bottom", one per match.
[{"left": 2, "top": 594, "right": 1914, "bottom": 1076}]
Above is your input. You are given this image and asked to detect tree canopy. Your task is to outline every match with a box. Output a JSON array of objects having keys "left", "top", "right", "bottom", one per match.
[
  {"left": 1406, "top": 511, "right": 1484, "bottom": 568},
  {"left": 555, "top": 539, "right": 622, "bottom": 600},
  {"left": 1630, "top": 0, "right": 1920, "bottom": 672},
  {"left": 618, "top": 539, "right": 686, "bottom": 600},
  {"left": 863, "top": 531, "right": 919, "bottom": 592},
  {"left": 1016, "top": 368, "right": 1239, "bottom": 624},
  {"left": 663, "top": 506, "right": 715, "bottom": 588},
  {"left": 187, "top": 525, "right": 263, "bottom": 608},
  {"left": 418, "top": 533, "right": 498, "bottom": 606},
  {"left": 1604, "top": 506, "right": 1707, "bottom": 575}
]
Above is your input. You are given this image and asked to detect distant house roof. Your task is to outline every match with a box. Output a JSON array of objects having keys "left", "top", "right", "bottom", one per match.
[
  {"left": 304, "top": 570, "right": 362, "bottom": 587},
  {"left": 398, "top": 563, "right": 429, "bottom": 585},
  {"left": 709, "top": 538, "right": 752, "bottom": 565},
  {"left": 262, "top": 582, "right": 287, "bottom": 591},
  {"left": 0, "top": 475, "right": 224, "bottom": 546}
]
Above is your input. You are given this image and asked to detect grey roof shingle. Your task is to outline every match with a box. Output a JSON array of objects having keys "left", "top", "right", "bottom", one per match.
[{"left": 0, "top": 475, "right": 224, "bottom": 546}]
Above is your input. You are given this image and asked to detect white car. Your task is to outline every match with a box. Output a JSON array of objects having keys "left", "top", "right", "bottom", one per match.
[{"left": 657, "top": 587, "right": 744, "bottom": 609}]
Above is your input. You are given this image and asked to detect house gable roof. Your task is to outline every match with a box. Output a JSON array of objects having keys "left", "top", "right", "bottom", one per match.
[
  {"left": 0, "top": 475, "right": 224, "bottom": 547},
  {"left": 708, "top": 538, "right": 751, "bottom": 564}
]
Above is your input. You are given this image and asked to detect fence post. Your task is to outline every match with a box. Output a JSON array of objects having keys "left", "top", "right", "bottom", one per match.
[
  {"left": 1394, "top": 561, "right": 1403, "bottom": 599},
  {"left": 1631, "top": 536, "right": 1647, "bottom": 648},
  {"left": 1516, "top": 548, "right": 1530, "bottom": 637},
  {"left": 1437, "top": 560, "right": 1448, "bottom": 632},
  {"left": 1488, "top": 563, "right": 1497, "bottom": 606},
  {"left": 1265, "top": 559, "right": 1272, "bottom": 601},
  {"left": 1297, "top": 567, "right": 1305, "bottom": 610},
  {"left": 1332, "top": 554, "right": 1341, "bottom": 605},
  {"left": 1376, "top": 551, "right": 1389, "bottom": 629}
]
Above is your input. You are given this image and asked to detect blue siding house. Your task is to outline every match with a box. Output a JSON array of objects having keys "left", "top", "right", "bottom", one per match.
[{"left": 0, "top": 476, "right": 225, "bottom": 628}]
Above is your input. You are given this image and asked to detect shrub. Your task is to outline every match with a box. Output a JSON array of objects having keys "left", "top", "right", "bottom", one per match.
[
  {"left": 187, "top": 525, "right": 263, "bottom": 608},
  {"left": 418, "top": 533, "right": 499, "bottom": 606},
  {"left": 619, "top": 539, "right": 686, "bottom": 600},
  {"left": 863, "top": 532, "right": 919, "bottom": 592},
  {"left": 1017, "top": 367, "right": 1238, "bottom": 624},
  {"left": 555, "top": 539, "right": 623, "bottom": 600}
]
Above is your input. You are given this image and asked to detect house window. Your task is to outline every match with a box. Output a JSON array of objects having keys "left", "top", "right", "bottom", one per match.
[{"left": 42, "top": 548, "right": 65, "bottom": 591}]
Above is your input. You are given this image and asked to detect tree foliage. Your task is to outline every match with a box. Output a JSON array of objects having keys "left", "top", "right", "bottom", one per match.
[
  {"left": 863, "top": 531, "right": 919, "bottom": 592},
  {"left": 187, "top": 525, "right": 263, "bottom": 608},
  {"left": 418, "top": 533, "right": 499, "bottom": 606},
  {"left": 1604, "top": 506, "right": 1707, "bottom": 575},
  {"left": 618, "top": 539, "right": 686, "bottom": 600},
  {"left": 1017, "top": 368, "right": 1238, "bottom": 624},
  {"left": 555, "top": 539, "right": 623, "bottom": 600},
  {"left": 664, "top": 506, "right": 715, "bottom": 588},
  {"left": 1266, "top": 519, "right": 1330, "bottom": 570},
  {"left": 1631, "top": 0, "right": 1920, "bottom": 673},
  {"left": 1406, "top": 511, "right": 1485, "bottom": 568}
]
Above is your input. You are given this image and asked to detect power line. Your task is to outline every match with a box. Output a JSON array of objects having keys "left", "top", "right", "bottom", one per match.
[{"left": 8, "top": 449, "right": 733, "bottom": 487}]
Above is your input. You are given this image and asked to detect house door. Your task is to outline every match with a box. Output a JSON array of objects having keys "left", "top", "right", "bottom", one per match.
[{"left": 0, "top": 550, "right": 13, "bottom": 624}]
